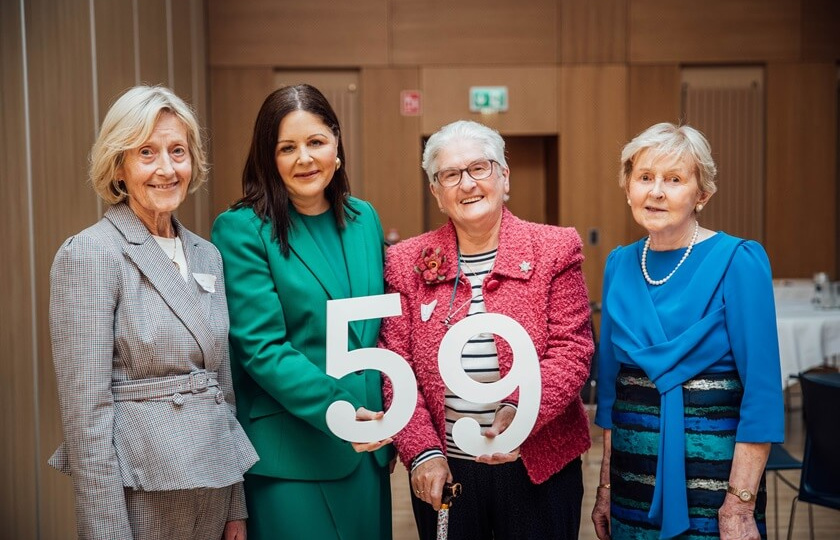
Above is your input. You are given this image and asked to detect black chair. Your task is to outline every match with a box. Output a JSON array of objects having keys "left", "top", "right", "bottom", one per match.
[
  {"left": 786, "top": 372, "right": 840, "bottom": 540},
  {"left": 765, "top": 443, "right": 801, "bottom": 539}
]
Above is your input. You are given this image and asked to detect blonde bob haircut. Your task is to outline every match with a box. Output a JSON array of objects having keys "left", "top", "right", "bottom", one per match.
[
  {"left": 619, "top": 122, "right": 717, "bottom": 197},
  {"left": 90, "top": 85, "right": 208, "bottom": 204}
]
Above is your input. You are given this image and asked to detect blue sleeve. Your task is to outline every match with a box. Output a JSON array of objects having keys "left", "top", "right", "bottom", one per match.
[
  {"left": 724, "top": 241, "right": 784, "bottom": 443},
  {"left": 594, "top": 248, "right": 622, "bottom": 429}
]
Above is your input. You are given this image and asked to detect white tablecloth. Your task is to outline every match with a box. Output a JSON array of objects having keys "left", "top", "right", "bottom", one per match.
[{"left": 775, "top": 294, "right": 840, "bottom": 387}]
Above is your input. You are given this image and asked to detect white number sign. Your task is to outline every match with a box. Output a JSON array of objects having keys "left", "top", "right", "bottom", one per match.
[
  {"left": 438, "top": 313, "right": 540, "bottom": 455},
  {"left": 325, "top": 294, "right": 542, "bottom": 456},
  {"left": 325, "top": 293, "right": 418, "bottom": 443}
]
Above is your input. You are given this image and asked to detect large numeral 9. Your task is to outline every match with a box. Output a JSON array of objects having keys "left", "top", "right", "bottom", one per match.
[
  {"left": 324, "top": 293, "right": 418, "bottom": 443},
  {"left": 438, "top": 313, "right": 541, "bottom": 456}
]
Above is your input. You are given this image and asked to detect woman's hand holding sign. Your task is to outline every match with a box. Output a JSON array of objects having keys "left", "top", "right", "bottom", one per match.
[{"left": 324, "top": 294, "right": 541, "bottom": 457}]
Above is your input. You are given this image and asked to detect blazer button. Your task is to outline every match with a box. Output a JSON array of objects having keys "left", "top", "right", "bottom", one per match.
[
  {"left": 172, "top": 393, "right": 185, "bottom": 406},
  {"left": 215, "top": 390, "right": 225, "bottom": 404},
  {"left": 486, "top": 279, "right": 500, "bottom": 292}
]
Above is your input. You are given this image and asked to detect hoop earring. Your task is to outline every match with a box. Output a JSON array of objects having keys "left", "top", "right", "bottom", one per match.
[{"left": 113, "top": 179, "right": 128, "bottom": 198}]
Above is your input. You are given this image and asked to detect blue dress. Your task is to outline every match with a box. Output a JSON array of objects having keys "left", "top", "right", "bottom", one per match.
[{"left": 595, "top": 232, "right": 784, "bottom": 539}]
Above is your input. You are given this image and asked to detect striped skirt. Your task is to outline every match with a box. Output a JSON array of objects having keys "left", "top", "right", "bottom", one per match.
[{"left": 610, "top": 366, "right": 767, "bottom": 540}]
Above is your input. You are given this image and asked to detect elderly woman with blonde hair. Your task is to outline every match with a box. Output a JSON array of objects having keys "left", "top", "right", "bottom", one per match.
[
  {"left": 48, "top": 85, "right": 258, "bottom": 540},
  {"left": 592, "top": 122, "right": 783, "bottom": 540}
]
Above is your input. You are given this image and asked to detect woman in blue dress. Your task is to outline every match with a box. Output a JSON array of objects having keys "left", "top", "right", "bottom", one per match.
[{"left": 591, "top": 123, "right": 783, "bottom": 540}]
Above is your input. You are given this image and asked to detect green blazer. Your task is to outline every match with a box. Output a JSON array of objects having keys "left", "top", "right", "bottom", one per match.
[{"left": 211, "top": 198, "right": 390, "bottom": 480}]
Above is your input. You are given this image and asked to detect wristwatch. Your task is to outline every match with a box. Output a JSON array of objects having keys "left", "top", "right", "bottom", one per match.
[{"left": 726, "top": 483, "right": 756, "bottom": 502}]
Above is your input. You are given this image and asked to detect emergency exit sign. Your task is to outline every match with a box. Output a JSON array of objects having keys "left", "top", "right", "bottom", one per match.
[{"left": 469, "top": 86, "right": 509, "bottom": 113}]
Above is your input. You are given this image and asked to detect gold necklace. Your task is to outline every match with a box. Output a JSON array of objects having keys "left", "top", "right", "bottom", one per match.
[{"left": 168, "top": 237, "right": 180, "bottom": 272}]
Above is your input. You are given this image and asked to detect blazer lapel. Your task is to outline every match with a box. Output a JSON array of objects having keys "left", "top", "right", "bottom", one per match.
[
  {"left": 180, "top": 228, "right": 213, "bottom": 313},
  {"left": 106, "top": 204, "right": 216, "bottom": 365},
  {"left": 339, "top": 213, "right": 371, "bottom": 346},
  {"left": 493, "top": 208, "right": 536, "bottom": 282}
]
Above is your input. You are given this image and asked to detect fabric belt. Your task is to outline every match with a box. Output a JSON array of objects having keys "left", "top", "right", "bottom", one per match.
[{"left": 112, "top": 370, "right": 219, "bottom": 402}]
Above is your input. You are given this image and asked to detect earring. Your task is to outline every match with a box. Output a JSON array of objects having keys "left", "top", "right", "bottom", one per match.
[
  {"left": 627, "top": 199, "right": 631, "bottom": 206},
  {"left": 695, "top": 203, "right": 704, "bottom": 212},
  {"left": 335, "top": 157, "right": 341, "bottom": 170},
  {"left": 113, "top": 178, "right": 126, "bottom": 193}
]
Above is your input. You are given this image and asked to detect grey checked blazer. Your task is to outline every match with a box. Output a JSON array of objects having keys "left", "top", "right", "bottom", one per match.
[{"left": 48, "top": 203, "right": 258, "bottom": 539}]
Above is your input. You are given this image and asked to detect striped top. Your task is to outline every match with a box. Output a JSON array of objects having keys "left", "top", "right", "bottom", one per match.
[
  {"left": 411, "top": 249, "right": 501, "bottom": 468},
  {"left": 446, "top": 249, "right": 501, "bottom": 459}
]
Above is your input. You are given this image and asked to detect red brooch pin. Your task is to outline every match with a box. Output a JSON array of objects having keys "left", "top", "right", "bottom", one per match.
[{"left": 414, "top": 247, "right": 450, "bottom": 284}]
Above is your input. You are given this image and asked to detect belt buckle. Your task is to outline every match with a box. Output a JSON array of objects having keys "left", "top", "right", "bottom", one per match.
[{"left": 189, "top": 370, "right": 209, "bottom": 393}]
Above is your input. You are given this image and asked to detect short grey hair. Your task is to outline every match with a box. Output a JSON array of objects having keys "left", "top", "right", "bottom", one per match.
[
  {"left": 619, "top": 122, "right": 717, "bottom": 196},
  {"left": 90, "top": 85, "right": 209, "bottom": 204},
  {"left": 422, "top": 120, "right": 508, "bottom": 184}
]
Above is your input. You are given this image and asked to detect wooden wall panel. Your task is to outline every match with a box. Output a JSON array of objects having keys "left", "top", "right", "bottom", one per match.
[
  {"left": 208, "top": 68, "right": 276, "bottom": 220},
  {"left": 0, "top": 2, "right": 39, "bottom": 538},
  {"left": 627, "top": 64, "right": 681, "bottom": 241},
  {"left": 206, "top": 0, "right": 388, "bottom": 67},
  {"left": 801, "top": 0, "right": 840, "bottom": 61},
  {"left": 170, "top": 0, "right": 209, "bottom": 237},
  {"left": 391, "top": 0, "right": 557, "bottom": 65},
  {"left": 627, "top": 65, "right": 681, "bottom": 136},
  {"left": 93, "top": 0, "right": 136, "bottom": 118},
  {"left": 559, "top": 66, "right": 629, "bottom": 300},
  {"left": 560, "top": 0, "right": 627, "bottom": 63},
  {"left": 766, "top": 63, "right": 837, "bottom": 278},
  {"left": 629, "top": 0, "right": 801, "bottom": 63},
  {"left": 26, "top": 0, "right": 98, "bottom": 535},
  {"left": 421, "top": 67, "right": 558, "bottom": 136},
  {"left": 170, "top": 0, "right": 194, "bottom": 100},
  {"left": 360, "top": 68, "right": 424, "bottom": 239},
  {"left": 137, "top": 0, "right": 168, "bottom": 85},
  {"left": 1, "top": 1, "right": 209, "bottom": 537}
]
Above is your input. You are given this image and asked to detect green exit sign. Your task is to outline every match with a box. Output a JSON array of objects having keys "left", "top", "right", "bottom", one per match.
[{"left": 469, "top": 86, "right": 508, "bottom": 113}]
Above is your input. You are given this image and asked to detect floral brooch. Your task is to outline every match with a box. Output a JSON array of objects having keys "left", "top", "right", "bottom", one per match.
[{"left": 414, "top": 247, "right": 450, "bottom": 284}]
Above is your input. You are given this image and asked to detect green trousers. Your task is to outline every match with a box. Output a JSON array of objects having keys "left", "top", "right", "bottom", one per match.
[{"left": 244, "top": 453, "right": 392, "bottom": 540}]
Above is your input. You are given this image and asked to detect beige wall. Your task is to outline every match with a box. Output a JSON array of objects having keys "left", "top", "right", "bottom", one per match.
[
  {"left": 1, "top": 0, "right": 207, "bottom": 537},
  {"left": 2, "top": 0, "right": 839, "bottom": 537}
]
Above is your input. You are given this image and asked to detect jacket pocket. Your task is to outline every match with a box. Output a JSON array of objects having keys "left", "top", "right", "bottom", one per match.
[{"left": 249, "top": 392, "right": 286, "bottom": 420}]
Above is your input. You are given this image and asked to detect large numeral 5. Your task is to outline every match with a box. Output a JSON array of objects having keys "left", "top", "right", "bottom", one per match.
[{"left": 325, "top": 293, "right": 418, "bottom": 442}]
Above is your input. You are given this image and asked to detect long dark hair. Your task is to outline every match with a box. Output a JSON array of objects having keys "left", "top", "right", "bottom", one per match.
[{"left": 233, "top": 84, "right": 356, "bottom": 256}]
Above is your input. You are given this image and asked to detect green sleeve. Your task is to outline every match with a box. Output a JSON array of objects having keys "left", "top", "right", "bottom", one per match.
[{"left": 212, "top": 209, "right": 362, "bottom": 436}]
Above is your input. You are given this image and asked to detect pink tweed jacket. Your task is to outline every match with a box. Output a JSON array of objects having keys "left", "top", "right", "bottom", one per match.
[{"left": 380, "top": 208, "right": 593, "bottom": 484}]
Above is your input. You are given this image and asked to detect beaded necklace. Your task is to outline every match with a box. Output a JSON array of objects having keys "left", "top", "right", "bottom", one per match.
[{"left": 641, "top": 221, "right": 699, "bottom": 286}]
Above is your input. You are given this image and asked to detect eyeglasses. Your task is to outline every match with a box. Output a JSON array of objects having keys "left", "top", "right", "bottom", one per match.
[{"left": 433, "top": 159, "right": 497, "bottom": 188}]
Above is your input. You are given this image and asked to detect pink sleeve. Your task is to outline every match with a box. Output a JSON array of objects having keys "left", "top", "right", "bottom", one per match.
[
  {"left": 379, "top": 252, "right": 445, "bottom": 468},
  {"left": 532, "top": 230, "right": 594, "bottom": 434}
]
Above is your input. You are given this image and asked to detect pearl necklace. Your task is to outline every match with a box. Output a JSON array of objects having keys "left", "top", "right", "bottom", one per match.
[{"left": 641, "top": 221, "right": 699, "bottom": 286}]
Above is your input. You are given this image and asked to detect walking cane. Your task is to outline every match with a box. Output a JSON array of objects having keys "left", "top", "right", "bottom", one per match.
[{"left": 436, "top": 482, "right": 462, "bottom": 540}]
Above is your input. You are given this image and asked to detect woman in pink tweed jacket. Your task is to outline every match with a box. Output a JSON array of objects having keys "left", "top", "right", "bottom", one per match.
[{"left": 379, "top": 120, "right": 594, "bottom": 539}]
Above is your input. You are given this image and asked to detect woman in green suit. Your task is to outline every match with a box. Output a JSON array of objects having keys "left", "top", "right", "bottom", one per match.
[{"left": 212, "top": 84, "right": 393, "bottom": 540}]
